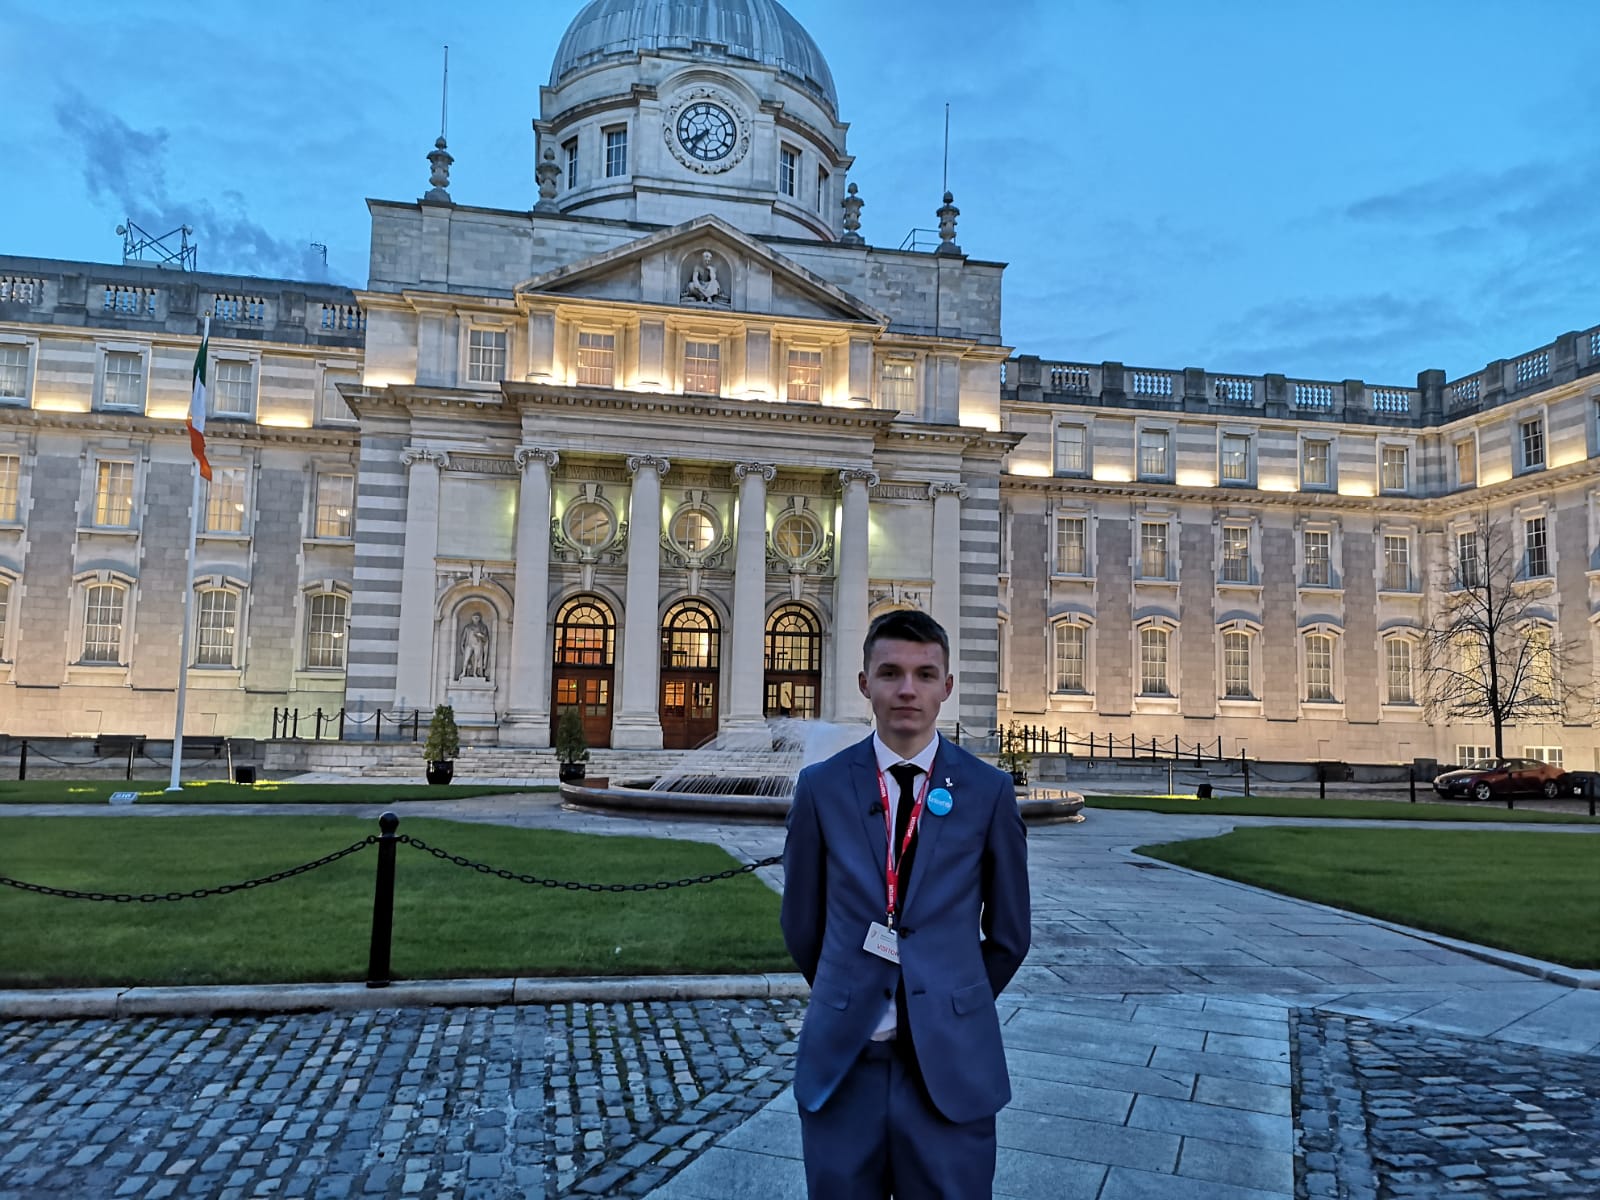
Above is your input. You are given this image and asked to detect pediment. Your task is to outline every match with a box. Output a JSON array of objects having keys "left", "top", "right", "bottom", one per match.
[{"left": 516, "top": 215, "right": 887, "bottom": 327}]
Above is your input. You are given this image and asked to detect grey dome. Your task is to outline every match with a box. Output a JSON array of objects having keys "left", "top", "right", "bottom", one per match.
[{"left": 551, "top": 0, "right": 838, "bottom": 115}]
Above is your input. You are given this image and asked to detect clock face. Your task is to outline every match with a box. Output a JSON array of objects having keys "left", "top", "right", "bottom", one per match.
[{"left": 676, "top": 102, "right": 737, "bottom": 162}]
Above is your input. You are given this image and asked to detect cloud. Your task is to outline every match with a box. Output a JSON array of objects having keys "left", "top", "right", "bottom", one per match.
[{"left": 53, "top": 90, "right": 332, "bottom": 282}]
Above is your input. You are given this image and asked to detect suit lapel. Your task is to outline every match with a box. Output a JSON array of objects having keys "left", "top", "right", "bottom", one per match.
[
  {"left": 849, "top": 737, "right": 886, "bottom": 879},
  {"left": 900, "top": 738, "right": 953, "bottom": 920}
]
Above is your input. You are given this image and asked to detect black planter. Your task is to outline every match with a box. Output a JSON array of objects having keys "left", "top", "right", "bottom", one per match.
[
  {"left": 559, "top": 761, "right": 586, "bottom": 783},
  {"left": 1009, "top": 769, "right": 1029, "bottom": 788},
  {"left": 426, "top": 760, "right": 455, "bottom": 786}
]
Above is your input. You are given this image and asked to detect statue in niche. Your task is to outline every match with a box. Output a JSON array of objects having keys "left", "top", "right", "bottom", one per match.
[
  {"left": 456, "top": 611, "right": 491, "bottom": 681},
  {"left": 683, "top": 250, "right": 725, "bottom": 304}
]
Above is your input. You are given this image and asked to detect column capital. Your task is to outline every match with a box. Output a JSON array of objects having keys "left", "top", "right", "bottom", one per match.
[
  {"left": 514, "top": 446, "right": 560, "bottom": 471},
  {"left": 400, "top": 448, "right": 448, "bottom": 469},
  {"left": 733, "top": 461, "right": 777, "bottom": 483},
  {"left": 837, "top": 467, "right": 879, "bottom": 490},
  {"left": 626, "top": 454, "right": 671, "bottom": 477},
  {"left": 929, "top": 481, "right": 969, "bottom": 500}
]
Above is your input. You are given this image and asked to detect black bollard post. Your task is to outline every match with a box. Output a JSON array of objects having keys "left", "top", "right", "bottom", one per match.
[
  {"left": 1409, "top": 774, "right": 1417, "bottom": 803},
  {"left": 291, "top": 709, "right": 301, "bottom": 739},
  {"left": 374, "top": 710, "right": 383, "bottom": 743},
  {"left": 1242, "top": 754, "right": 1251, "bottom": 797},
  {"left": 126, "top": 741, "right": 135, "bottom": 781},
  {"left": 315, "top": 708, "right": 325, "bottom": 739},
  {"left": 1319, "top": 767, "right": 1326, "bottom": 801},
  {"left": 338, "top": 708, "right": 347, "bottom": 741},
  {"left": 412, "top": 710, "right": 420, "bottom": 741},
  {"left": 18, "top": 739, "right": 26, "bottom": 781},
  {"left": 367, "top": 811, "right": 399, "bottom": 988}
]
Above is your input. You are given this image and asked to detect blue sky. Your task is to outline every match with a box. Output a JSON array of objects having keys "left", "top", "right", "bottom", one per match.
[{"left": 8, "top": 1, "right": 1598, "bottom": 385}]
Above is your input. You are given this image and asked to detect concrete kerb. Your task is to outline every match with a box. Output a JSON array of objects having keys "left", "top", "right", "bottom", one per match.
[
  {"left": 0, "top": 972, "right": 812, "bottom": 1020},
  {"left": 1129, "top": 845, "right": 1600, "bottom": 990}
]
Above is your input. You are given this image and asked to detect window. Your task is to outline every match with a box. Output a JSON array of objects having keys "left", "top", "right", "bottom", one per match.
[
  {"left": 82, "top": 584, "right": 125, "bottom": 663},
  {"left": 94, "top": 460, "right": 135, "bottom": 527},
  {"left": 816, "top": 167, "right": 828, "bottom": 214},
  {"left": 1053, "top": 623, "right": 1086, "bottom": 693},
  {"left": 669, "top": 507, "right": 717, "bottom": 554},
  {"left": 1457, "top": 745, "right": 1493, "bottom": 768},
  {"left": 1220, "top": 433, "right": 1251, "bottom": 483},
  {"left": 318, "top": 370, "right": 358, "bottom": 424},
  {"left": 212, "top": 360, "right": 254, "bottom": 417},
  {"left": 305, "top": 593, "right": 348, "bottom": 669},
  {"left": 1525, "top": 625, "right": 1555, "bottom": 702},
  {"left": 1385, "top": 638, "right": 1413, "bottom": 704},
  {"left": 576, "top": 331, "right": 616, "bottom": 388},
  {"left": 1138, "top": 429, "right": 1170, "bottom": 480},
  {"left": 786, "top": 349, "right": 822, "bottom": 403},
  {"left": 1456, "top": 530, "right": 1481, "bottom": 587},
  {"left": 604, "top": 127, "right": 628, "bottom": 177},
  {"left": 1304, "top": 633, "right": 1335, "bottom": 701},
  {"left": 195, "top": 589, "right": 238, "bottom": 666},
  {"left": 778, "top": 146, "right": 798, "bottom": 197},
  {"left": 1524, "top": 515, "right": 1549, "bottom": 578},
  {"left": 772, "top": 511, "right": 822, "bottom": 563},
  {"left": 1221, "top": 526, "right": 1251, "bottom": 584},
  {"left": 1139, "top": 522, "right": 1169, "bottom": 579},
  {"left": 879, "top": 361, "right": 915, "bottom": 410},
  {"left": 1055, "top": 516, "right": 1086, "bottom": 575},
  {"left": 204, "top": 468, "right": 247, "bottom": 534},
  {"left": 563, "top": 137, "right": 578, "bottom": 189},
  {"left": 1222, "top": 631, "right": 1253, "bottom": 698},
  {"left": 0, "top": 343, "right": 28, "bottom": 402},
  {"left": 101, "top": 350, "right": 145, "bottom": 411},
  {"left": 564, "top": 500, "right": 615, "bottom": 549},
  {"left": 467, "top": 328, "right": 508, "bottom": 383},
  {"left": 1054, "top": 424, "right": 1087, "bottom": 475},
  {"left": 1520, "top": 416, "right": 1546, "bottom": 471},
  {"left": 1380, "top": 445, "right": 1409, "bottom": 493},
  {"left": 1303, "top": 529, "right": 1331, "bottom": 587},
  {"left": 1139, "top": 627, "right": 1171, "bottom": 696},
  {"left": 314, "top": 473, "right": 355, "bottom": 540},
  {"left": 0, "top": 579, "right": 9, "bottom": 658},
  {"left": 1455, "top": 438, "right": 1477, "bottom": 488},
  {"left": 0, "top": 455, "right": 18, "bottom": 522},
  {"left": 1382, "top": 534, "right": 1410, "bottom": 591},
  {"left": 1301, "top": 439, "right": 1331, "bottom": 488},
  {"left": 683, "top": 340, "right": 720, "bottom": 395},
  {"left": 1525, "top": 745, "right": 1564, "bottom": 768}
]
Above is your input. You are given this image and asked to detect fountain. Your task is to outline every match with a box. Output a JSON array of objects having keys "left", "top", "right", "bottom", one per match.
[{"left": 560, "top": 718, "right": 1085, "bottom": 824}]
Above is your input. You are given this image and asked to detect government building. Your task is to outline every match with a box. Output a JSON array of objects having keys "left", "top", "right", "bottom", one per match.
[{"left": 2, "top": 0, "right": 1597, "bottom": 770}]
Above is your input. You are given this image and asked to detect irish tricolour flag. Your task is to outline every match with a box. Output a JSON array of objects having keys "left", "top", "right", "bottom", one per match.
[{"left": 188, "top": 328, "right": 212, "bottom": 481}]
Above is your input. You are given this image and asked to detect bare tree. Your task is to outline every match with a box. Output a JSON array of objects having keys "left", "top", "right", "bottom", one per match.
[{"left": 1420, "top": 512, "right": 1592, "bottom": 759}]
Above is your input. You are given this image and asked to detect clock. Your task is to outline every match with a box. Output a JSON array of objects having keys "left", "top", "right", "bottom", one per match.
[{"left": 675, "top": 102, "right": 737, "bottom": 162}]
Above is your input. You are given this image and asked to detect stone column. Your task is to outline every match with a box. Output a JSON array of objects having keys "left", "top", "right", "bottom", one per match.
[
  {"left": 930, "top": 482, "right": 967, "bottom": 730},
  {"left": 612, "top": 454, "right": 669, "bottom": 749},
  {"left": 501, "top": 447, "right": 559, "bottom": 745},
  {"left": 726, "top": 462, "right": 776, "bottom": 733},
  {"left": 831, "top": 468, "right": 877, "bottom": 723},
  {"left": 394, "top": 449, "right": 446, "bottom": 713}
]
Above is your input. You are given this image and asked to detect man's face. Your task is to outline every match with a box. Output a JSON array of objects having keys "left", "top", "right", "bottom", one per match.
[{"left": 858, "top": 637, "right": 952, "bottom": 745}]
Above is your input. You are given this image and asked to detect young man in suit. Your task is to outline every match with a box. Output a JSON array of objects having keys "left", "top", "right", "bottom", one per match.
[{"left": 781, "top": 609, "right": 1031, "bottom": 1199}]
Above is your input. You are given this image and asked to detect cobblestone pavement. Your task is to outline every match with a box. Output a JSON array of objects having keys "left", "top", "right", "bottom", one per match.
[
  {"left": 1295, "top": 1011, "right": 1600, "bottom": 1200},
  {"left": 0, "top": 999, "right": 801, "bottom": 1200}
]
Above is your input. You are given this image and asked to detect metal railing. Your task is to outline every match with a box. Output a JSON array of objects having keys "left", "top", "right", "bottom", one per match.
[{"left": 271, "top": 707, "right": 426, "bottom": 742}]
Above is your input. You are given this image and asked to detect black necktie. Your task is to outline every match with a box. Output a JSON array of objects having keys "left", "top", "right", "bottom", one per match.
[{"left": 888, "top": 762, "right": 922, "bottom": 893}]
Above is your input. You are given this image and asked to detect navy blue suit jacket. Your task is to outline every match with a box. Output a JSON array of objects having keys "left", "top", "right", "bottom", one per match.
[{"left": 780, "top": 734, "right": 1031, "bottom": 1124}]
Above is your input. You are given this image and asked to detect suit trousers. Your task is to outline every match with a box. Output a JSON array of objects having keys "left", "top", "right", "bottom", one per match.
[{"left": 798, "top": 1036, "right": 998, "bottom": 1200}]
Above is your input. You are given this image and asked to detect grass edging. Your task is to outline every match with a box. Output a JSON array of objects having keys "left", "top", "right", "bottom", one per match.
[{"left": 1087, "top": 792, "right": 1600, "bottom": 823}]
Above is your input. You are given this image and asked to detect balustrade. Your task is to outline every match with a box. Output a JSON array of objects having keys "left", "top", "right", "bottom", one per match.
[
  {"left": 1371, "top": 388, "right": 1411, "bottom": 415},
  {"left": 0, "top": 277, "right": 43, "bottom": 305},
  {"left": 320, "top": 303, "right": 366, "bottom": 332},
  {"left": 1211, "top": 377, "right": 1254, "bottom": 404},
  {"left": 1050, "top": 365, "right": 1092, "bottom": 394},
  {"left": 1514, "top": 352, "right": 1549, "bottom": 387},
  {"left": 102, "top": 285, "right": 157, "bottom": 317},
  {"left": 213, "top": 293, "right": 267, "bottom": 323},
  {"left": 1129, "top": 370, "right": 1172, "bottom": 398},
  {"left": 1293, "top": 383, "right": 1334, "bottom": 409}
]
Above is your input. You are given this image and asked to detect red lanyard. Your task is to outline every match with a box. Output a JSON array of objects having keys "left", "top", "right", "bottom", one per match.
[{"left": 877, "top": 764, "right": 933, "bottom": 928}]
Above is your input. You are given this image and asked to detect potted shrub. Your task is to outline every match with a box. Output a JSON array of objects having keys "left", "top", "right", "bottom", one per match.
[
  {"left": 555, "top": 707, "right": 589, "bottom": 783},
  {"left": 423, "top": 704, "right": 460, "bottom": 786},
  {"left": 1000, "top": 721, "right": 1031, "bottom": 789}
]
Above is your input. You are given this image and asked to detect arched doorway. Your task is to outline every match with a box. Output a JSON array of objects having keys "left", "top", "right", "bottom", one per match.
[
  {"left": 765, "top": 603, "right": 822, "bottom": 718},
  {"left": 660, "top": 599, "right": 720, "bottom": 748},
  {"left": 551, "top": 595, "right": 615, "bottom": 748}
]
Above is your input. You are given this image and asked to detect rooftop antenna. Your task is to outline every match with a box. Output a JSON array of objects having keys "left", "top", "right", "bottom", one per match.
[
  {"left": 117, "top": 219, "right": 197, "bottom": 271},
  {"left": 440, "top": 45, "right": 449, "bottom": 140},
  {"left": 942, "top": 101, "right": 950, "bottom": 192},
  {"left": 425, "top": 45, "right": 455, "bottom": 203}
]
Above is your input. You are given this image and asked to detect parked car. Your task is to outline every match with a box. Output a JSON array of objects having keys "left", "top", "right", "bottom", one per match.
[{"left": 1432, "top": 758, "right": 1567, "bottom": 802}]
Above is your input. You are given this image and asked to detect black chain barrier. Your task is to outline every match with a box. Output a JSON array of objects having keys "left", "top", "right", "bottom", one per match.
[{"left": 397, "top": 834, "right": 781, "bottom": 891}]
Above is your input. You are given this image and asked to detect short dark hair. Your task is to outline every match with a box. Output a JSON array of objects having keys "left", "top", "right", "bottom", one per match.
[{"left": 862, "top": 609, "right": 949, "bottom": 671}]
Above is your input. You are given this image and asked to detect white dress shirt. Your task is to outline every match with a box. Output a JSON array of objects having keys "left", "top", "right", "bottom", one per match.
[{"left": 869, "top": 730, "right": 940, "bottom": 1040}]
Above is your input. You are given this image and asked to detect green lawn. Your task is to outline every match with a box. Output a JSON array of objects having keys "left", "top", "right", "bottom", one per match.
[
  {"left": 0, "top": 816, "right": 787, "bottom": 987},
  {"left": 0, "top": 780, "right": 554, "bottom": 805},
  {"left": 1139, "top": 826, "right": 1600, "bottom": 968},
  {"left": 1086, "top": 792, "right": 1600, "bottom": 823}
]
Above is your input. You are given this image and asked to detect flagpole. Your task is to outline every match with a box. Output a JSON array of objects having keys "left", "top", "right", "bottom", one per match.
[{"left": 168, "top": 315, "right": 209, "bottom": 792}]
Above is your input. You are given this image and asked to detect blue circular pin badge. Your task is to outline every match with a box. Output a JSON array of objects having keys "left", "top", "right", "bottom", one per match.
[{"left": 926, "top": 788, "right": 953, "bottom": 817}]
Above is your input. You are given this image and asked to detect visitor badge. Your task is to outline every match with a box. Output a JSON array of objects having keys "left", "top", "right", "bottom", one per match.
[
  {"left": 863, "top": 921, "right": 900, "bottom": 964},
  {"left": 926, "top": 788, "right": 953, "bottom": 816}
]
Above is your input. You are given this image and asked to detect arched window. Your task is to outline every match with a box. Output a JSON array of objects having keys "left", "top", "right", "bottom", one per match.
[
  {"left": 1384, "top": 637, "right": 1415, "bottom": 705},
  {"left": 196, "top": 588, "right": 239, "bottom": 667},
  {"left": 1138, "top": 626, "right": 1170, "bottom": 696},
  {"left": 661, "top": 600, "right": 720, "bottom": 669},
  {"left": 0, "top": 577, "right": 11, "bottom": 660},
  {"left": 554, "top": 596, "right": 615, "bottom": 666},
  {"left": 305, "top": 592, "right": 348, "bottom": 670},
  {"left": 1052, "top": 622, "right": 1086, "bottom": 693},
  {"left": 1304, "top": 633, "right": 1336, "bottom": 701},
  {"left": 1222, "top": 630, "right": 1253, "bottom": 699},
  {"left": 82, "top": 583, "right": 126, "bottom": 664},
  {"left": 765, "top": 604, "right": 821, "bottom": 672}
]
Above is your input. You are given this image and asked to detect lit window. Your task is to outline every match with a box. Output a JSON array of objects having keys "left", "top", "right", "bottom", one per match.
[
  {"left": 1223, "top": 631, "right": 1252, "bottom": 698},
  {"left": 204, "top": 468, "right": 247, "bottom": 534},
  {"left": 1455, "top": 438, "right": 1477, "bottom": 487},
  {"left": 563, "top": 137, "right": 578, "bottom": 189},
  {"left": 1055, "top": 516, "right": 1086, "bottom": 575},
  {"left": 1139, "top": 522, "right": 1169, "bottom": 578},
  {"left": 1520, "top": 416, "right": 1546, "bottom": 471},
  {"left": 82, "top": 584, "right": 125, "bottom": 663},
  {"left": 604, "top": 127, "right": 628, "bottom": 177},
  {"left": 1221, "top": 527, "right": 1250, "bottom": 583},
  {"left": 305, "top": 593, "right": 348, "bottom": 670},
  {"left": 879, "top": 361, "right": 914, "bottom": 410},
  {"left": 0, "top": 455, "right": 18, "bottom": 522},
  {"left": 1055, "top": 424, "right": 1086, "bottom": 475},
  {"left": 786, "top": 349, "right": 822, "bottom": 403},
  {"left": 1456, "top": 530, "right": 1481, "bottom": 587},
  {"left": 1053, "top": 624, "right": 1085, "bottom": 693},
  {"left": 576, "top": 332, "right": 616, "bottom": 388},
  {"left": 1385, "top": 639, "right": 1413, "bottom": 704},
  {"left": 314, "top": 473, "right": 355, "bottom": 540},
  {"left": 670, "top": 507, "right": 717, "bottom": 554},
  {"left": 0, "top": 344, "right": 28, "bottom": 402},
  {"left": 101, "top": 351, "right": 145, "bottom": 411},
  {"left": 778, "top": 146, "right": 797, "bottom": 197},
  {"left": 1138, "top": 429, "right": 1170, "bottom": 479},
  {"left": 468, "top": 329, "right": 507, "bottom": 383},
  {"left": 1524, "top": 516, "right": 1549, "bottom": 578},
  {"left": 683, "top": 340, "right": 720, "bottom": 395},
  {"left": 564, "top": 500, "right": 614, "bottom": 549},
  {"left": 196, "top": 589, "right": 238, "bottom": 666},
  {"left": 1301, "top": 439, "right": 1330, "bottom": 488},
  {"left": 1303, "top": 530, "right": 1331, "bottom": 587},
  {"left": 1220, "top": 433, "right": 1251, "bottom": 483},
  {"left": 1139, "top": 627, "right": 1170, "bottom": 696},
  {"left": 1305, "top": 634, "right": 1335, "bottom": 701},
  {"left": 94, "top": 460, "right": 135, "bottom": 527},
  {"left": 1383, "top": 535, "right": 1410, "bottom": 591},
  {"left": 1381, "top": 445, "right": 1409, "bottom": 493},
  {"left": 772, "top": 512, "right": 821, "bottom": 562}
]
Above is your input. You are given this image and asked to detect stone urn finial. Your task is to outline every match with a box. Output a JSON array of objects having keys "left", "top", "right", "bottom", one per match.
[
  {"left": 425, "top": 136, "right": 454, "bottom": 204},
  {"left": 840, "top": 182, "right": 865, "bottom": 246},
  {"left": 536, "top": 147, "right": 561, "bottom": 211},
  {"left": 935, "top": 190, "right": 961, "bottom": 256}
]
